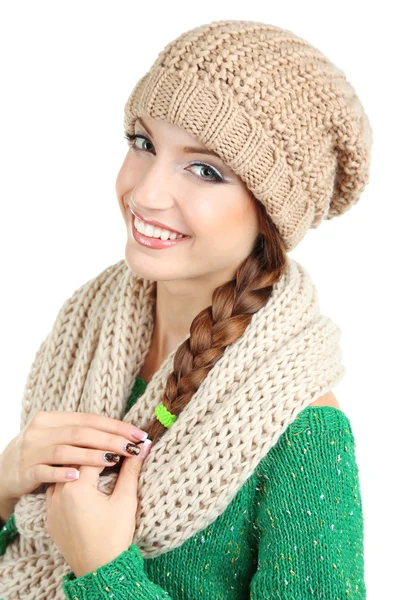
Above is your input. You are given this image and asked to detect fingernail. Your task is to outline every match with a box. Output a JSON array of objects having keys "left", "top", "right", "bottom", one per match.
[
  {"left": 139, "top": 439, "right": 152, "bottom": 459},
  {"left": 130, "top": 427, "right": 149, "bottom": 442},
  {"left": 103, "top": 452, "right": 121, "bottom": 463},
  {"left": 123, "top": 442, "right": 141, "bottom": 456}
]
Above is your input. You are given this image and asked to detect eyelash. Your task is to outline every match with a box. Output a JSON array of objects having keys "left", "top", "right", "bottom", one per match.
[{"left": 123, "top": 132, "right": 225, "bottom": 184}]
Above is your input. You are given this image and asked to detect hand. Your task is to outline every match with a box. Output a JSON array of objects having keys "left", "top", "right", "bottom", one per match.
[
  {"left": 45, "top": 438, "right": 152, "bottom": 578},
  {"left": 0, "top": 410, "right": 149, "bottom": 501}
]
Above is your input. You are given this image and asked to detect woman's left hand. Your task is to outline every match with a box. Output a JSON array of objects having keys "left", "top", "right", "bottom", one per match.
[{"left": 45, "top": 440, "right": 152, "bottom": 578}]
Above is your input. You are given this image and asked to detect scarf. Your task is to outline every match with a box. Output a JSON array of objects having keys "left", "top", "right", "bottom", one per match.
[{"left": 0, "top": 256, "right": 345, "bottom": 599}]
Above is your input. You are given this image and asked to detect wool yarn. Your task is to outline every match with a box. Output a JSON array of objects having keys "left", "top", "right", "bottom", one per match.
[
  {"left": 0, "top": 255, "right": 344, "bottom": 598},
  {"left": 124, "top": 19, "right": 373, "bottom": 251}
]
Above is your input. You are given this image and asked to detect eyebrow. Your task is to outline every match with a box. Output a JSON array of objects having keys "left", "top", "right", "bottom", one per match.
[{"left": 136, "top": 117, "right": 222, "bottom": 159}]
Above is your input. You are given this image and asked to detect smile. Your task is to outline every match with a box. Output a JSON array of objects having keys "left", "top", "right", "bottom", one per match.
[{"left": 130, "top": 212, "right": 191, "bottom": 250}]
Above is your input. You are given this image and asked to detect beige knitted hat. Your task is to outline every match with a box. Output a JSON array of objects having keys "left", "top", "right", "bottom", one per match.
[{"left": 123, "top": 19, "right": 373, "bottom": 251}]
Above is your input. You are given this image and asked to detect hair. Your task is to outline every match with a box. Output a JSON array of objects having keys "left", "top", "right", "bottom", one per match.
[{"left": 141, "top": 194, "right": 288, "bottom": 445}]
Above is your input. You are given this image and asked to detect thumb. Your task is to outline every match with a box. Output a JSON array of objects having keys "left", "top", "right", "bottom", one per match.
[{"left": 113, "top": 439, "right": 152, "bottom": 499}]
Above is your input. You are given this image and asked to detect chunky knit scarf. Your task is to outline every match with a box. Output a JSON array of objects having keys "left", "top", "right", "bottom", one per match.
[{"left": 0, "top": 256, "right": 344, "bottom": 599}]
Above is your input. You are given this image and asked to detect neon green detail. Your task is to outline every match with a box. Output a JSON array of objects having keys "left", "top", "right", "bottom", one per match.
[{"left": 154, "top": 403, "right": 177, "bottom": 428}]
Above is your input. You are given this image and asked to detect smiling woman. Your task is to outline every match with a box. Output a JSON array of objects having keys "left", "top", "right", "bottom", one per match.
[
  {"left": 0, "top": 18, "right": 371, "bottom": 600},
  {"left": 116, "top": 113, "right": 260, "bottom": 288}
]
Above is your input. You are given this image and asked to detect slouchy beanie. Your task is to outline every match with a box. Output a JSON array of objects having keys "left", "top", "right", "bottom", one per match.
[{"left": 124, "top": 19, "right": 373, "bottom": 251}]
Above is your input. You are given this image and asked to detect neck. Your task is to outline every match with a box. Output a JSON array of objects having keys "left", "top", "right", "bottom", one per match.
[{"left": 151, "top": 281, "right": 211, "bottom": 358}]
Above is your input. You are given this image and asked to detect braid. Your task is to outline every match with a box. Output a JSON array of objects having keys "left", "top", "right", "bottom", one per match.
[{"left": 142, "top": 197, "right": 288, "bottom": 445}]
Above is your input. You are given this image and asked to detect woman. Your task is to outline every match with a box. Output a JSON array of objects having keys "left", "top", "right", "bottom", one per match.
[{"left": 0, "top": 19, "right": 371, "bottom": 599}]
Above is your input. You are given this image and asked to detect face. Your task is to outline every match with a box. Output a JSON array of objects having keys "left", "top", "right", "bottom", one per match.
[{"left": 115, "top": 115, "right": 260, "bottom": 293}]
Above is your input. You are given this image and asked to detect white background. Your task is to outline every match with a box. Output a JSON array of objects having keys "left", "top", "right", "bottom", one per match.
[{"left": 0, "top": 1, "right": 397, "bottom": 596}]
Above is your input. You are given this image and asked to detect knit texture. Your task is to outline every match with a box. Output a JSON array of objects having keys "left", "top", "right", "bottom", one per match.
[
  {"left": 124, "top": 19, "right": 373, "bottom": 251},
  {"left": 0, "top": 256, "right": 346, "bottom": 598},
  {"left": 0, "top": 376, "right": 366, "bottom": 599}
]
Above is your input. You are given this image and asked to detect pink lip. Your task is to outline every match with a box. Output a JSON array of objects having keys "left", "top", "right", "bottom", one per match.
[
  {"left": 131, "top": 213, "right": 191, "bottom": 249},
  {"left": 129, "top": 208, "right": 189, "bottom": 237}
]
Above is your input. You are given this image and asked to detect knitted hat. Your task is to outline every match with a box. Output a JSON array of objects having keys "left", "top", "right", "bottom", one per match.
[{"left": 123, "top": 20, "right": 373, "bottom": 251}]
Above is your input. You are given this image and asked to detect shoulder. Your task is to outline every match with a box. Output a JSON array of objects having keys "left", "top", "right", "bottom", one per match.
[
  {"left": 287, "top": 390, "right": 348, "bottom": 439},
  {"left": 255, "top": 392, "right": 352, "bottom": 477},
  {"left": 254, "top": 393, "right": 356, "bottom": 482},
  {"left": 308, "top": 390, "right": 341, "bottom": 409}
]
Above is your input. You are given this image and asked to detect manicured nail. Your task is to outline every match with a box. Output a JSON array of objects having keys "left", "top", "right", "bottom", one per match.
[
  {"left": 130, "top": 427, "right": 148, "bottom": 441},
  {"left": 123, "top": 442, "right": 141, "bottom": 456},
  {"left": 103, "top": 452, "right": 121, "bottom": 464},
  {"left": 139, "top": 439, "right": 152, "bottom": 459}
]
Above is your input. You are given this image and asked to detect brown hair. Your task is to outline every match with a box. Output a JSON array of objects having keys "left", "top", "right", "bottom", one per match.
[{"left": 141, "top": 195, "right": 288, "bottom": 445}]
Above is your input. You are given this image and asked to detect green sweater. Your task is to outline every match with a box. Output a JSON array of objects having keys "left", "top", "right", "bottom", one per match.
[{"left": 0, "top": 376, "right": 366, "bottom": 599}]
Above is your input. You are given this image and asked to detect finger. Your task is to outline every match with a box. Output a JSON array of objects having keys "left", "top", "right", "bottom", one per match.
[
  {"left": 45, "top": 484, "right": 55, "bottom": 509},
  {"left": 78, "top": 465, "right": 104, "bottom": 487},
  {"left": 35, "top": 411, "right": 148, "bottom": 442},
  {"left": 53, "top": 463, "right": 81, "bottom": 488},
  {"left": 112, "top": 439, "right": 152, "bottom": 501}
]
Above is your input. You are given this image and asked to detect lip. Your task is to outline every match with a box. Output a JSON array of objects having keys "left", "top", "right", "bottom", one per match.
[
  {"left": 129, "top": 207, "right": 189, "bottom": 237},
  {"left": 131, "top": 212, "right": 191, "bottom": 249}
]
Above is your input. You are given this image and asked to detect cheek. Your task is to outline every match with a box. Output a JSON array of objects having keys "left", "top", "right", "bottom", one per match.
[
  {"left": 189, "top": 190, "right": 227, "bottom": 230},
  {"left": 116, "top": 154, "right": 131, "bottom": 190},
  {"left": 115, "top": 154, "right": 135, "bottom": 214},
  {"left": 193, "top": 194, "right": 257, "bottom": 260},
  {"left": 197, "top": 198, "right": 247, "bottom": 239}
]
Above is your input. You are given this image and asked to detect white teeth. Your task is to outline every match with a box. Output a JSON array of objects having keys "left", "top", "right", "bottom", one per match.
[{"left": 133, "top": 215, "right": 184, "bottom": 240}]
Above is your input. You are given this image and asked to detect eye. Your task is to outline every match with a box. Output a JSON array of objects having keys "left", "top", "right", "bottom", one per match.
[
  {"left": 123, "top": 132, "right": 225, "bottom": 184},
  {"left": 124, "top": 132, "right": 154, "bottom": 153}
]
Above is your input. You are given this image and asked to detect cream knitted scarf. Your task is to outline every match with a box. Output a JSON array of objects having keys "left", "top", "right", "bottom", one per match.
[{"left": 0, "top": 256, "right": 344, "bottom": 599}]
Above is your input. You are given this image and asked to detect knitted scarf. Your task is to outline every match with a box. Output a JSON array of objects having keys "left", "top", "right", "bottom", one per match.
[{"left": 0, "top": 256, "right": 344, "bottom": 599}]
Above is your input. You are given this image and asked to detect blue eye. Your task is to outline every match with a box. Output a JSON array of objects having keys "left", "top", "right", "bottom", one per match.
[{"left": 123, "top": 132, "right": 225, "bottom": 184}]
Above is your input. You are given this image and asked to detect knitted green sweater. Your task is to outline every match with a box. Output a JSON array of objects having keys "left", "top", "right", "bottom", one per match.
[{"left": 0, "top": 376, "right": 366, "bottom": 599}]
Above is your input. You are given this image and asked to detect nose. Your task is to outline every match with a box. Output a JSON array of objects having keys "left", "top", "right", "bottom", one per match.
[{"left": 128, "top": 177, "right": 176, "bottom": 216}]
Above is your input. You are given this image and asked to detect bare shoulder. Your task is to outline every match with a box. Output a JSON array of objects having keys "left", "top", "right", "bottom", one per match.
[{"left": 309, "top": 391, "right": 341, "bottom": 409}]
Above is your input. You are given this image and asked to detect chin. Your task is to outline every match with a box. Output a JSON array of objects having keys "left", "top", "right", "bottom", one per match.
[{"left": 123, "top": 245, "right": 179, "bottom": 282}]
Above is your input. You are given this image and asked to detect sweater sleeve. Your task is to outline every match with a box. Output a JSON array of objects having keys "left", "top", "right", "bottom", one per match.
[
  {"left": 0, "top": 514, "right": 18, "bottom": 556},
  {"left": 61, "top": 543, "right": 174, "bottom": 600},
  {"left": 249, "top": 407, "right": 366, "bottom": 599}
]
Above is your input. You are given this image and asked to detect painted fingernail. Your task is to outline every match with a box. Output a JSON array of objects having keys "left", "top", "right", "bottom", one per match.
[
  {"left": 139, "top": 439, "right": 152, "bottom": 459},
  {"left": 130, "top": 427, "right": 149, "bottom": 441},
  {"left": 123, "top": 442, "right": 141, "bottom": 456},
  {"left": 103, "top": 452, "right": 121, "bottom": 463}
]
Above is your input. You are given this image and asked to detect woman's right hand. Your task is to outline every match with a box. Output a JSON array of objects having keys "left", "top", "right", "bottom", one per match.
[{"left": 0, "top": 410, "right": 149, "bottom": 503}]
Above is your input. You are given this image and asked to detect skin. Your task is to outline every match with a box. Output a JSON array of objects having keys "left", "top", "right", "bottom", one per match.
[
  {"left": 46, "top": 440, "right": 150, "bottom": 578},
  {"left": 115, "top": 115, "right": 259, "bottom": 364},
  {"left": 310, "top": 390, "right": 341, "bottom": 409},
  {"left": 115, "top": 115, "right": 341, "bottom": 410}
]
